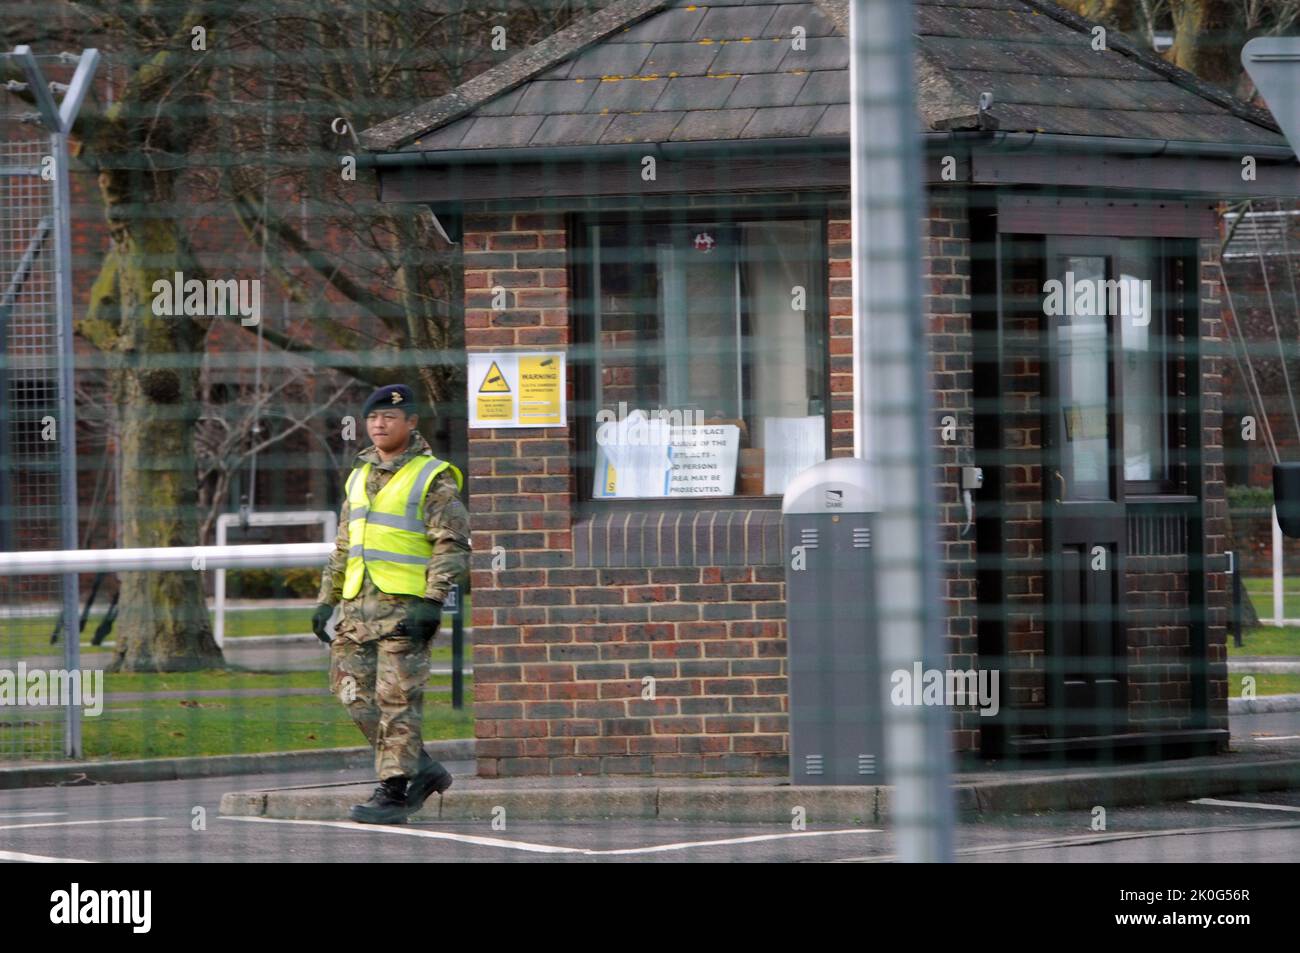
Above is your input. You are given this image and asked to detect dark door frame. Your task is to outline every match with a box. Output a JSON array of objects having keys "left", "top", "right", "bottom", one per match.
[
  {"left": 1040, "top": 235, "right": 1131, "bottom": 742},
  {"left": 973, "top": 192, "right": 1224, "bottom": 760}
]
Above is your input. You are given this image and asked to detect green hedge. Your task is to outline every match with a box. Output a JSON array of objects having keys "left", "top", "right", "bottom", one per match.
[
  {"left": 1227, "top": 485, "right": 1273, "bottom": 511},
  {"left": 225, "top": 567, "right": 321, "bottom": 599}
]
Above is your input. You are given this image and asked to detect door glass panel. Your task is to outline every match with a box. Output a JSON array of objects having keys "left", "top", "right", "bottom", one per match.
[
  {"left": 1117, "top": 242, "right": 1164, "bottom": 483},
  {"left": 1058, "top": 255, "right": 1111, "bottom": 501}
]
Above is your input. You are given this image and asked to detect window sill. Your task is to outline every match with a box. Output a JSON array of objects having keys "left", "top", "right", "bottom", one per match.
[
  {"left": 572, "top": 505, "right": 784, "bottom": 568},
  {"left": 575, "top": 496, "right": 782, "bottom": 515}
]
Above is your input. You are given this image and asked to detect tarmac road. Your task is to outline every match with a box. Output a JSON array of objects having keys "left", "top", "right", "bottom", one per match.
[{"left": 0, "top": 759, "right": 1296, "bottom": 863}]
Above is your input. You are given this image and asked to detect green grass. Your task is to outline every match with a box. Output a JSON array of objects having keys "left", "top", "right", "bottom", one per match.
[
  {"left": 3, "top": 672, "right": 475, "bottom": 760},
  {"left": 101, "top": 668, "right": 461, "bottom": 695},
  {"left": 1228, "top": 626, "right": 1300, "bottom": 657},
  {"left": 1228, "top": 672, "right": 1300, "bottom": 697},
  {"left": 1242, "top": 578, "right": 1300, "bottom": 619},
  {"left": 1, "top": 601, "right": 471, "bottom": 659},
  {"left": 80, "top": 685, "right": 475, "bottom": 761}
]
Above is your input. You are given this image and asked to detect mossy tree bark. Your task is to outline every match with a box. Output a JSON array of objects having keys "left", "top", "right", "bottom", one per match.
[
  {"left": 82, "top": 203, "right": 222, "bottom": 671},
  {"left": 74, "top": 17, "right": 225, "bottom": 672}
]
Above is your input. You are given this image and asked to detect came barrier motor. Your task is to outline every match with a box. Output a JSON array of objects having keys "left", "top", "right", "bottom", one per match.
[{"left": 782, "top": 457, "right": 884, "bottom": 785}]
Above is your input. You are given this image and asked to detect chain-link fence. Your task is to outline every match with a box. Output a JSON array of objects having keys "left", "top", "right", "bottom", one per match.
[
  {"left": 0, "top": 0, "right": 1298, "bottom": 881},
  {"left": 0, "top": 107, "right": 68, "bottom": 761}
]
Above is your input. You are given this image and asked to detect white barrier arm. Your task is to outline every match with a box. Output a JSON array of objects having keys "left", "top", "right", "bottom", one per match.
[{"left": 0, "top": 543, "right": 333, "bottom": 577}]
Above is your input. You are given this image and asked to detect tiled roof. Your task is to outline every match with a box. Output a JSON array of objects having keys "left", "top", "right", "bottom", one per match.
[{"left": 360, "top": 0, "right": 1286, "bottom": 153}]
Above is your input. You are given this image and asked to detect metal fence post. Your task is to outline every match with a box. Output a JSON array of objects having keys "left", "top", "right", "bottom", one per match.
[
  {"left": 850, "top": 1, "right": 953, "bottom": 861},
  {"left": 12, "top": 46, "right": 100, "bottom": 759},
  {"left": 447, "top": 583, "right": 464, "bottom": 710}
]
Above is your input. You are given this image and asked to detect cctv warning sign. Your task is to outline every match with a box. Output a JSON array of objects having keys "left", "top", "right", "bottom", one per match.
[
  {"left": 478, "top": 361, "right": 511, "bottom": 393},
  {"left": 469, "top": 350, "right": 566, "bottom": 429},
  {"left": 518, "top": 355, "right": 562, "bottom": 425}
]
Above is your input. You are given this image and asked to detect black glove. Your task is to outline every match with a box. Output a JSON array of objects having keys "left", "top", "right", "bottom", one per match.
[
  {"left": 311, "top": 604, "right": 334, "bottom": 644},
  {"left": 402, "top": 598, "right": 442, "bottom": 643}
]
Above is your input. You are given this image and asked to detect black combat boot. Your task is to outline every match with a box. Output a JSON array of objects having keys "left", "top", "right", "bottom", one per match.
[
  {"left": 349, "top": 776, "right": 409, "bottom": 825},
  {"left": 404, "top": 749, "right": 453, "bottom": 815}
]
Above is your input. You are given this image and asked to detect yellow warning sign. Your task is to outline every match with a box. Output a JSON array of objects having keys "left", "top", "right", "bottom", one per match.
[
  {"left": 477, "top": 394, "right": 513, "bottom": 421},
  {"left": 478, "top": 361, "right": 511, "bottom": 393},
  {"left": 517, "top": 354, "right": 562, "bottom": 425},
  {"left": 468, "top": 350, "right": 566, "bottom": 429}
]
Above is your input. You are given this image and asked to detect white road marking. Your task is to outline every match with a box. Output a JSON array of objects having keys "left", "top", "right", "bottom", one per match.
[
  {"left": 835, "top": 820, "right": 1300, "bottom": 862},
  {"left": 1252, "top": 735, "right": 1300, "bottom": 742},
  {"left": 0, "top": 849, "right": 91, "bottom": 863},
  {"left": 223, "top": 817, "right": 580, "bottom": 853},
  {"left": 1191, "top": 797, "right": 1300, "bottom": 813},
  {"left": 0, "top": 816, "right": 165, "bottom": 832},
  {"left": 0, "top": 812, "right": 66, "bottom": 819},
  {"left": 593, "top": 829, "right": 880, "bottom": 855},
  {"left": 222, "top": 816, "right": 879, "bottom": 855}
]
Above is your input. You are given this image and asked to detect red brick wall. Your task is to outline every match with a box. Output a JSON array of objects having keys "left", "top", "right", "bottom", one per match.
[
  {"left": 466, "top": 202, "right": 982, "bottom": 777},
  {"left": 1200, "top": 238, "right": 1230, "bottom": 732},
  {"left": 830, "top": 202, "right": 981, "bottom": 750},
  {"left": 463, "top": 198, "right": 1228, "bottom": 775},
  {"left": 465, "top": 211, "right": 797, "bottom": 777},
  {"left": 924, "top": 197, "right": 981, "bottom": 751},
  {"left": 1000, "top": 245, "right": 1050, "bottom": 716},
  {"left": 827, "top": 218, "right": 855, "bottom": 458}
]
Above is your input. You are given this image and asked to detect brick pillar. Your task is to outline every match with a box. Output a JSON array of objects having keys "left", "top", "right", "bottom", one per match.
[
  {"left": 827, "top": 217, "right": 855, "bottom": 458},
  {"left": 924, "top": 196, "right": 979, "bottom": 751},
  {"left": 831, "top": 199, "right": 979, "bottom": 752},
  {"left": 464, "top": 212, "right": 575, "bottom": 777},
  {"left": 1200, "top": 238, "right": 1229, "bottom": 734}
]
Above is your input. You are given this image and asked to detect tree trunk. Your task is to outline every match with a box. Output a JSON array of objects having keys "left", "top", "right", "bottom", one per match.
[
  {"left": 1058, "top": 0, "right": 1139, "bottom": 31},
  {"left": 114, "top": 365, "right": 223, "bottom": 671},
  {"left": 1168, "top": 0, "right": 1240, "bottom": 89},
  {"left": 82, "top": 172, "right": 223, "bottom": 672}
]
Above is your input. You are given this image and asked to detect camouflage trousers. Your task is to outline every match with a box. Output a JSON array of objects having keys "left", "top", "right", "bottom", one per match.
[{"left": 329, "top": 630, "right": 430, "bottom": 781}]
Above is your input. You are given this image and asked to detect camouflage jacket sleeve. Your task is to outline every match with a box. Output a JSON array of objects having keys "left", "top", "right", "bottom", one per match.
[
  {"left": 422, "top": 467, "right": 471, "bottom": 603},
  {"left": 317, "top": 493, "right": 351, "bottom": 607}
]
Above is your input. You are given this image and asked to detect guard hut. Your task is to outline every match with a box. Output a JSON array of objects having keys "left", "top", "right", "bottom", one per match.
[{"left": 360, "top": 0, "right": 1300, "bottom": 777}]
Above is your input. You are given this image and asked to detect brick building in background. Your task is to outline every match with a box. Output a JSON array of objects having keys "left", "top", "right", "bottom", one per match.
[
  {"left": 2, "top": 79, "right": 409, "bottom": 599},
  {"left": 359, "top": 0, "right": 1300, "bottom": 776}
]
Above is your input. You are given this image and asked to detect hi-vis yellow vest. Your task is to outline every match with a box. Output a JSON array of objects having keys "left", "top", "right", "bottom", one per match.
[{"left": 342, "top": 453, "right": 464, "bottom": 599}]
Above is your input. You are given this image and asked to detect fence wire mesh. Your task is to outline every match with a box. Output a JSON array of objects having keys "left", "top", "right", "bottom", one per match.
[
  {"left": 0, "top": 0, "right": 1295, "bottom": 885},
  {"left": 0, "top": 111, "right": 67, "bottom": 761}
]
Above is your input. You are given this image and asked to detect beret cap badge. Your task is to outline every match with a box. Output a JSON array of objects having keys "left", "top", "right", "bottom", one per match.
[{"left": 362, "top": 383, "right": 415, "bottom": 417}]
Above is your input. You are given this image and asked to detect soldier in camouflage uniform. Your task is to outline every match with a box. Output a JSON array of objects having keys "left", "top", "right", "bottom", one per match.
[{"left": 313, "top": 384, "right": 470, "bottom": 824}]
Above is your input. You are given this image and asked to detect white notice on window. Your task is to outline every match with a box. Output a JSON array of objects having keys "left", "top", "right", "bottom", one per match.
[
  {"left": 593, "top": 410, "right": 672, "bottom": 498},
  {"left": 593, "top": 413, "right": 738, "bottom": 497},
  {"left": 763, "top": 416, "right": 826, "bottom": 495},
  {"left": 667, "top": 425, "right": 739, "bottom": 496}
]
